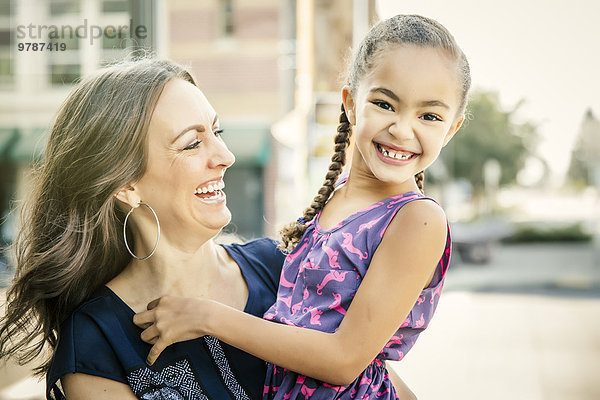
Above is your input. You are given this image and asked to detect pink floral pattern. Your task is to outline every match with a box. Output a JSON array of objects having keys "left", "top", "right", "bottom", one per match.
[{"left": 263, "top": 191, "right": 452, "bottom": 399}]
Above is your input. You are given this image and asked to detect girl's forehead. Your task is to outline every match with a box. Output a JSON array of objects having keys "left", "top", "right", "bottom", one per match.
[{"left": 362, "top": 45, "right": 462, "bottom": 106}]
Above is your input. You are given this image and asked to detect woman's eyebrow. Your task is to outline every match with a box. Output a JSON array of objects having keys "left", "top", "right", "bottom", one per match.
[{"left": 171, "top": 124, "right": 205, "bottom": 143}]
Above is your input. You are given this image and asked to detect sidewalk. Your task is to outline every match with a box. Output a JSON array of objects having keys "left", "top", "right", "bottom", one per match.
[{"left": 390, "top": 242, "right": 600, "bottom": 399}]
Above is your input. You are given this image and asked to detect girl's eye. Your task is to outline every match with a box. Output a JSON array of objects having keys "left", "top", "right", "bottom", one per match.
[
  {"left": 421, "top": 113, "right": 442, "bottom": 122},
  {"left": 373, "top": 100, "right": 394, "bottom": 111},
  {"left": 183, "top": 140, "right": 201, "bottom": 151},
  {"left": 214, "top": 129, "right": 224, "bottom": 138}
]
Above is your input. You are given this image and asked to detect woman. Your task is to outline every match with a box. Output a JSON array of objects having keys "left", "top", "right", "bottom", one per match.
[{"left": 0, "top": 58, "right": 414, "bottom": 399}]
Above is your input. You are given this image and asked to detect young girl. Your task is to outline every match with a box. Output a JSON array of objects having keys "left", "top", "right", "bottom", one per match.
[{"left": 134, "top": 14, "right": 470, "bottom": 399}]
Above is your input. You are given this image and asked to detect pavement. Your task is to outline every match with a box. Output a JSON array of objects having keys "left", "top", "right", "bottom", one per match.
[
  {"left": 1, "top": 242, "right": 599, "bottom": 399},
  {"left": 390, "top": 242, "right": 600, "bottom": 400}
]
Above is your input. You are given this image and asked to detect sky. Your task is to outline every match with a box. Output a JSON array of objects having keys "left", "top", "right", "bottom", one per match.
[{"left": 377, "top": 0, "right": 600, "bottom": 184}]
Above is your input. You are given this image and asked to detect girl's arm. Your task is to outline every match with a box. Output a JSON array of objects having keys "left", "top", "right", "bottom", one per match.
[
  {"left": 61, "top": 373, "right": 138, "bottom": 400},
  {"left": 135, "top": 200, "right": 447, "bottom": 385}
]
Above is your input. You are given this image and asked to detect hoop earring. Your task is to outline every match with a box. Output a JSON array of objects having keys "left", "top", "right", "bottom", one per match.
[{"left": 123, "top": 201, "right": 160, "bottom": 261}]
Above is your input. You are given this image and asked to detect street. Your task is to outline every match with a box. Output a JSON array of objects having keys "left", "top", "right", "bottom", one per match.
[{"left": 1, "top": 242, "right": 599, "bottom": 399}]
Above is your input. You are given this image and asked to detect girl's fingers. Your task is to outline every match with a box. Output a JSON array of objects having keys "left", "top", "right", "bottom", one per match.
[
  {"left": 147, "top": 297, "right": 162, "bottom": 310},
  {"left": 147, "top": 340, "right": 168, "bottom": 365},
  {"left": 140, "top": 325, "right": 159, "bottom": 344},
  {"left": 133, "top": 310, "right": 154, "bottom": 327}
]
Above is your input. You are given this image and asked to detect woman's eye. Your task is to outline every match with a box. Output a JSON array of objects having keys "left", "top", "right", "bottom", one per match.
[
  {"left": 183, "top": 140, "right": 201, "bottom": 151},
  {"left": 421, "top": 113, "right": 442, "bottom": 122},
  {"left": 214, "top": 129, "right": 224, "bottom": 138},
  {"left": 373, "top": 100, "right": 393, "bottom": 111}
]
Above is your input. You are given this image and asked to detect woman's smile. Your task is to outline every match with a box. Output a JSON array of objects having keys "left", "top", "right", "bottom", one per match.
[{"left": 194, "top": 179, "right": 226, "bottom": 204}]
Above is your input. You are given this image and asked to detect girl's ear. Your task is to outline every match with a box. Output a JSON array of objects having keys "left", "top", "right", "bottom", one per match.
[
  {"left": 442, "top": 116, "right": 465, "bottom": 147},
  {"left": 342, "top": 86, "right": 356, "bottom": 125},
  {"left": 114, "top": 184, "right": 142, "bottom": 209}
]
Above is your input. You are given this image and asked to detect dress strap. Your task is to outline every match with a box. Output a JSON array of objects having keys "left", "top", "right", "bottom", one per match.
[{"left": 334, "top": 172, "right": 349, "bottom": 188}]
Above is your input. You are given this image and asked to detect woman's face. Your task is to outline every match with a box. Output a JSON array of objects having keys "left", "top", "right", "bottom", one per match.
[{"left": 132, "top": 78, "right": 235, "bottom": 246}]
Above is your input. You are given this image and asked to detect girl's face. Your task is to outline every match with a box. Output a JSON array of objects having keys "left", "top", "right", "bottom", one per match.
[
  {"left": 344, "top": 44, "right": 464, "bottom": 192},
  {"left": 131, "top": 78, "right": 235, "bottom": 245}
]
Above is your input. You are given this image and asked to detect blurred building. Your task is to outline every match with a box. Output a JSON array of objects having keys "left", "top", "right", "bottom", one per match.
[
  {"left": 0, "top": 0, "right": 381, "bottom": 250},
  {"left": 0, "top": 0, "right": 143, "bottom": 248},
  {"left": 165, "top": 0, "right": 293, "bottom": 239}
]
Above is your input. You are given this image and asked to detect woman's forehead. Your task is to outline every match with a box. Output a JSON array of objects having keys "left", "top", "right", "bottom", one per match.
[{"left": 150, "top": 79, "right": 216, "bottom": 138}]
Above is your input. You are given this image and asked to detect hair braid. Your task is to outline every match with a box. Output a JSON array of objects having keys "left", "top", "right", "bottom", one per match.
[
  {"left": 279, "top": 104, "right": 352, "bottom": 252},
  {"left": 415, "top": 171, "right": 425, "bottom": 194}
]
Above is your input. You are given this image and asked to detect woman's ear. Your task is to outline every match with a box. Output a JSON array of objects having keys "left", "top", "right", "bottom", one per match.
[
  {"left": 342, "top": 86, "right": 356, "bottom": 125},
  {"left": 442, "top": 116, "right": 465, "bottom": 147},
  {"left": 114, "top": 184, "right": 142, "bottom": 209}
]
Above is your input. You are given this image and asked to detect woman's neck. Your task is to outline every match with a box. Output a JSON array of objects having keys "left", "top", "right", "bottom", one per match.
[{"left": 107, "top": 235, "right": 236, "bottom": 312}]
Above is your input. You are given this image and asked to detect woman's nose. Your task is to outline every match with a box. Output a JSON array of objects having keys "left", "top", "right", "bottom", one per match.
[{"left": 208, "top": 135, "right": 235, "bottom": 169}]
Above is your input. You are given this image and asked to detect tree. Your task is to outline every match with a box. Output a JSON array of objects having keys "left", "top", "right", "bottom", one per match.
[
  {"left": 567, "top": 109, "right": 600, "bottom": 187},
  {"left": 440, "top": 90, "right": 537, "bottom": 197}
]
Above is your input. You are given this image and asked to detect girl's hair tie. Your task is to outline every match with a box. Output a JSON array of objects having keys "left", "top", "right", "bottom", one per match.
[{"left": 297, "top": 217, "right": 306, "bottom": 225}]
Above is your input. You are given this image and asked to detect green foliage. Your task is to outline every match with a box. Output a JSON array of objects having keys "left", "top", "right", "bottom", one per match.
[
  {"left": 503, "top": 223, "right": 593, "bottom": 243},
  {"left": 566, "top": 109, "right": 600, "bottom": 187},
  {"left": 441, "top": 91, "right": 537, "bottom": 195}
]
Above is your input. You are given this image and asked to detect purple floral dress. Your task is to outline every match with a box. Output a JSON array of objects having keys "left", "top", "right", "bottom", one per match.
[{"left": 263, "top": 191, "right": 451, "bottom": 399}]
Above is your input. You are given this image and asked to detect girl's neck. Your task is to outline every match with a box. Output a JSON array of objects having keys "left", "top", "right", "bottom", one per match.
[{"left": 344, "top": 167, "right": 420, "bottom": 200}]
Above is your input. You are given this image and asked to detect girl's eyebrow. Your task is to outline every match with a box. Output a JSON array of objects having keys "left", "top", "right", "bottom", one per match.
[
  {"left": 370, "top": 87, "right": 399, "bottom": 102},
  {"left": 370, "top": 87, "right": 449, "bottom": 110},
  {"left": 418, "top": 100, "right": 450, "bottom": 110}
]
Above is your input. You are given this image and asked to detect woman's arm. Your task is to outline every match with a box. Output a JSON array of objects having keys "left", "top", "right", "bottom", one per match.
[
  {"left": 61, "top": 373, "right": 138, "bottom": 400},
  {"left": 135, "top": 200, "right": 447, "bottom": 385}
]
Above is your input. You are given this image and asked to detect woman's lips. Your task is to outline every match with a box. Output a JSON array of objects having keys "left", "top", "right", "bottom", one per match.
[{"left": 194, "top": 180, "right": 226, "bottom": 204}]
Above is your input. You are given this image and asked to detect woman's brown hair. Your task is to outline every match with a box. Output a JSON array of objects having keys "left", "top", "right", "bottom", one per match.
[
  {"left": 279, "top": 15, "right": 471, "bottom": 252},
  {"left": 0, "top": 58, "right": 196, "bottom": 375}
]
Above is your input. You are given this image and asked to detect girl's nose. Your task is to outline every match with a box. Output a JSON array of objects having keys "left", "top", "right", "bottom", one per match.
[
  {"left": 208, "top": 135, "right": 235, "bottom": 169},
  {"left": 388, "top": 115, "right": 414, "bottom": 140}
]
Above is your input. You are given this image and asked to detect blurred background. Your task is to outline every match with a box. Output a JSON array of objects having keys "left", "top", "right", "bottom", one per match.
[{"left": 0, "top": 0, "right": 598, "bottom": 399}]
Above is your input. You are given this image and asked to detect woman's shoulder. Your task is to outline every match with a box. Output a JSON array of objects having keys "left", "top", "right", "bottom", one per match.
[
  {"left": 47, "top": 288, "right": 131, "bottom": 397},
  {"left": 222, "top": 237, "right": 285, "bottom": 275},
  {"left": 61, "top": 287, "right": 130, "bottom": 330}
]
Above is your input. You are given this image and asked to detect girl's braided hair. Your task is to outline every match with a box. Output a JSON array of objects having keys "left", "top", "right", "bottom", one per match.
[{"left": 279, "top": 15, "right": 471, "bottom": 252}]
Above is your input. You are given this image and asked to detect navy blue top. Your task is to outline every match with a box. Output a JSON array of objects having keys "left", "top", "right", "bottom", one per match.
[{"left": 46, "top": 238, "right": 285, "bottom": 400}]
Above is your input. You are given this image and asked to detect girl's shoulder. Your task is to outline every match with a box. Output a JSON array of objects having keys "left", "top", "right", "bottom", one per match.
[{"left": 388, "top": 196, "right": 448, "bottom": 237}]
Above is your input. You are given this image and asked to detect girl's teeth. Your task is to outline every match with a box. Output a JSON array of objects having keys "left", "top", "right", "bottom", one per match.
[{"left": 378, "top": 144, "right": 413, "bottom": 160}]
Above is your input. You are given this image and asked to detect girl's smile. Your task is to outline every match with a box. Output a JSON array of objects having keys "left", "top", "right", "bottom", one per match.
[{"left": 374, "top": 142, "right": 420, "bottom": 165}]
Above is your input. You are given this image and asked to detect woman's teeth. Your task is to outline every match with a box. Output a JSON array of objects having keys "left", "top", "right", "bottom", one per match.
[
  {"left": 195, "top": 181, "right": 225, "bottom": 194},
  {"left": 377, "top": 144, "right": 414, "bottom": 160}
]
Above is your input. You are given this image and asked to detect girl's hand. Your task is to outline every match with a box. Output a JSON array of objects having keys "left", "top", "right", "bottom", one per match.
[{"left": 133, "top": 295, "right": 209, "bottom": 365}]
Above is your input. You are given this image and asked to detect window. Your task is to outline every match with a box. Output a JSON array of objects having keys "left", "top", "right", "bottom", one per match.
[
  {"left": 49, "top": 0, "right": 81, "bottom": 16},
  {"left": 49, "top": 63, "right": 80, "bottom": 85},
  {"left": 102, "top": 26, "right": 128, "bottom": 49},
  {"left": 102, "top": 0, "right": 129, "bottom": 13},
  {"left": 220, "top": 0, "right": 234, "bottom": 37},
  {"left": 0, "top": 30, "right": 12, "bottom": 87},
  {"left": 0, "top": 1, "right": 13, "bottom": 17}
]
